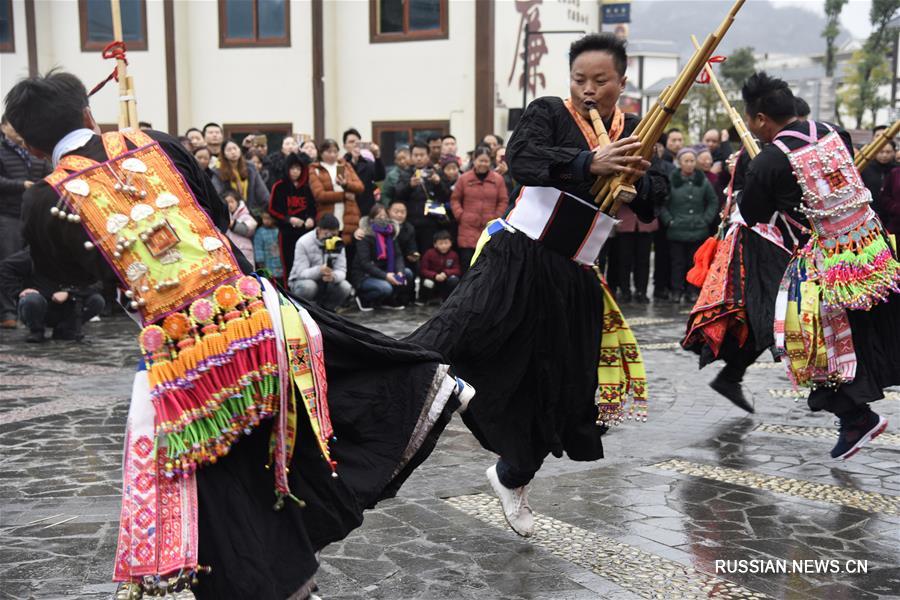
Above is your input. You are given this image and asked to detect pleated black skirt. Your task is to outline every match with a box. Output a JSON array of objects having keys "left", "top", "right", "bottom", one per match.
[
  {"left": 407, "top": 229, "right": 606, "bottom": 475},
  {"left": 808, "top": 293, "right": 900, "bottom": 412},
  {"left": 193, "top": 299, "right": 456, "bottom": 599}
]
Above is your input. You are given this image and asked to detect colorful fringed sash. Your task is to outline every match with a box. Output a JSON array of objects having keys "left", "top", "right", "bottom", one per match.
[
  {"left": 44, "top": 133, "right": 338, "bottom": 585},
  {"left": 772, "top": 121, "right": 900, "bottom": 388},
  {"left": 596, "top": 275, "right": 648, "bottom": 425}
]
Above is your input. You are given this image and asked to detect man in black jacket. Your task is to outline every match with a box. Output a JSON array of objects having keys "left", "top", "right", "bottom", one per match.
[
  {"left": 343, "top": 127, "right": 385, "bottom": 217},
  {"left": 0, "top": 248, "right": 104, "bottom": 342},
  {"left": 396, "top": 142, "right": 449, "bottom": 255},
  {"left": 0, "top": 116, "right": 51, "bottom": 326}
]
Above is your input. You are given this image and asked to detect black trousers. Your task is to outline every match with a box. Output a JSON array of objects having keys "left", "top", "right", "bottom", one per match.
[
  {"left": 669, "top": 239, "right": 703, "bottom": 294},
  {"left": 615, "top": 232, "right": 653, "bottom": 296},
  {"left": 716, "top": 331, "right": 766, "bottom": 383},
  {"left": 496, "top": 457, "right": 537, "bottom": 488},
  {"left": 598, "top": 238, "right": 619, "bottom": 291}
]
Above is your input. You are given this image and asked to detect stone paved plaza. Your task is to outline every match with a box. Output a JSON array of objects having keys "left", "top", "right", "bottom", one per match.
[{"left": 1, "top": 301, "right": 898, "bottom": 599}]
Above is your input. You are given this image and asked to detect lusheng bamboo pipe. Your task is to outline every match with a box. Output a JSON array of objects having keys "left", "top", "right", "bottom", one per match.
[
  {"left": 594, "top": 0, "right": 746, "bottom": 215},
  {"left": 855, "top": 119, "right": 900, "bottom": 171},
  {"left": 110, "top": 0, "right": 138, "bottom": 130},
  {"left": 589, "top": 108, "right": 612, "bottom": 148},
  {"left": 690, "top": 34, "right": 760, "bottom": 158}
]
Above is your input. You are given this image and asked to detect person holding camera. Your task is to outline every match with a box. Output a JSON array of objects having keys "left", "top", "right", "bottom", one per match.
[
  {"left": 343, "top": 128, "right": 385, "bottom": 217},
  {"left": 310, "top": 139, "right": 365, "bottom": 247},
  {"left": 397, "top": 142, "right": 450, "bottom": 258},
  {"left": 287, "top": 213, "right": 351, "bottom": 311},
  {"left": 351, "top": 205, "right": 412, "bottom": 311}
]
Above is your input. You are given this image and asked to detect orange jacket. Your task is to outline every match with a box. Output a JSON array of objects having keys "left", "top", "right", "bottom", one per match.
[{"left": 309, "top": 159, "right": 364, "bottom": 244}]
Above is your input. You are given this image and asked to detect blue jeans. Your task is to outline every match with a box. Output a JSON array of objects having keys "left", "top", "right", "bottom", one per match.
[{"left": 357, "top": 268, "right": 413, "bottom": 305}]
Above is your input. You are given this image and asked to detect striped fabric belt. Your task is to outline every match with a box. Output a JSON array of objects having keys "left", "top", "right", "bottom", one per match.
[{"left": 506, "top": 186, "right": 618, "bottom": 266}]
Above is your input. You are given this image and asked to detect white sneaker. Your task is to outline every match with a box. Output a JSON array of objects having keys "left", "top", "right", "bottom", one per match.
[
  {"left": 485, "top": 464, "right": 534, "bottom": 537},
  {"left": 355, "top": 296, "right": 374, "bottom": 312},
  {"left": 453, "top": 376, "right": 475, "bottom": 413}
]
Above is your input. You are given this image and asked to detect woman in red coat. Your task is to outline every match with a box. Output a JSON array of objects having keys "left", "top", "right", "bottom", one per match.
[{"left": 450, "top": 147, "right": 508, "bottom": 271}]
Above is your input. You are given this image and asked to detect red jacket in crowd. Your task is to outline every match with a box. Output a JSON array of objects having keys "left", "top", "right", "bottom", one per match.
[
  {"left": 419, "top": 248, "right": 462, "bottom": 280},
  {"left": 450, "top": 169, "right": 508, "bottom": 248}
]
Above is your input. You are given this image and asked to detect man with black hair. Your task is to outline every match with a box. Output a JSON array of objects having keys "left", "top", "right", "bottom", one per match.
[
  {"left": 663, "top": 127, "right": 684, "bottom": 163},
  {"left": 397, "top": 141, "right": 449, "bottom": 257},
  {"left": 440, "top": 134, "right": 459, "bottom": 159},
  {"left": 202, "top": 122, "right": 223, "bottom": 160},
  {"left": 426, "top": 135, "right": 443, "bottom": 166},
  {"left": 5, "top": 69, "right": 473, "bottom": 599},
  {"left": 3, "top": 71, "right": 234, "bottom": 286},
  {"left": 740, "top": 71, "right": 898, "bottom": 460},
  {"left": 793, "top": 96, "right": 811, "bottom": 120},
  {"left": 410, "top": 32, "right": 664, "bottom": 537},
  {"left": 342, "top": 127, "right": 385, "bottom": 216}
]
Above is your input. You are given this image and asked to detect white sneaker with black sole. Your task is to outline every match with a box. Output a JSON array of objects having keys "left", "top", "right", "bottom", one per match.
[{"left": 485, "top": 464, "right": 534, "bottom": 537}]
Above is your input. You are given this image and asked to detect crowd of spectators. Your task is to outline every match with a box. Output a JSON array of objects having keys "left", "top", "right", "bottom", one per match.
[
  {"left": 2, "top": 108, "right": 899, "bottom": 336},
  {"left": 174, "top": 124, "right": 515, "bottom": 312}
]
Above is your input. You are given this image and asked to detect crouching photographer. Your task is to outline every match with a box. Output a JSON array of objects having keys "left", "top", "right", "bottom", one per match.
[
  {"left": 288, "top": 213, "right": 352, "bottom": 311},
  {"left": 0, "top": 248, "right": 104, "bottom": 342}
]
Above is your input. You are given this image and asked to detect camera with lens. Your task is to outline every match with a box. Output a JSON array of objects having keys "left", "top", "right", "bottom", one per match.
[
  {"left": 324, "top": 236, "right": 344, "bottom": 268},
  {"left": 324, "top": 236, "right": 343, "bottom": 253}
]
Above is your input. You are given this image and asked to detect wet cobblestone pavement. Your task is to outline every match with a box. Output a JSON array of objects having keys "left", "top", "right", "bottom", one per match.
[{"left": 1, "top": 301, "right": 898, "bottom": 599}]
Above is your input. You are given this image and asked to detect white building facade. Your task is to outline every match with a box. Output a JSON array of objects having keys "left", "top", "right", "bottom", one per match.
[{"left": 1, "top": 0, "right": 675, "bottom": 159}]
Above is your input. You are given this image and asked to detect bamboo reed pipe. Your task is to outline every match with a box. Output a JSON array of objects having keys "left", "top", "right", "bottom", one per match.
[
  {"left": 690, "top": 34, "right": 760, "bottom": 158},
  {"left": 592, "top": 0, "right": 746, "bottom": 213},
  {"left": 589, "top": 109, "right": 612, "bottom": 147}
]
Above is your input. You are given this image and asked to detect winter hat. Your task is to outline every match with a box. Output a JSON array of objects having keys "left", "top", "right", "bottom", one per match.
[{"left": 676, "top": 147, "right": 697, "bottom": 161}]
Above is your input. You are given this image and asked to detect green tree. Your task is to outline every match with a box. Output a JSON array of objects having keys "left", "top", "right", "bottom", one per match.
[
  {"left": 839, "top": 0, "right": 900, "bottom": 127},
  {"left": 719, "top": 47, "right": 756, "bottom": 90},
  {"left": 823, "top": 0, "right": 849, "bottom": 77}
]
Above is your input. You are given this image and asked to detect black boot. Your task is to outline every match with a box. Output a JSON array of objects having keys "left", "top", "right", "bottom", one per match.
[{"left": 710, "top": 370, "right": 754, "bottom": 413}]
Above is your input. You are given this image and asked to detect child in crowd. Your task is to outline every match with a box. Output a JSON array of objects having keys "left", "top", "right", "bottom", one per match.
[
  {"left": 253, "top": 211, "right": 284, "bottom": 279},
  {"left": 419, "top": 230, "right": 461, "bottom": 303},
  {"left": 223, "top": 189, "right": 257, "bottom": 267}
]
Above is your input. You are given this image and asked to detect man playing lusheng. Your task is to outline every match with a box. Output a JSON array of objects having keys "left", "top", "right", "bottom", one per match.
[{"left": 409, "top": 33, "right": 664, "bottom": 537}]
